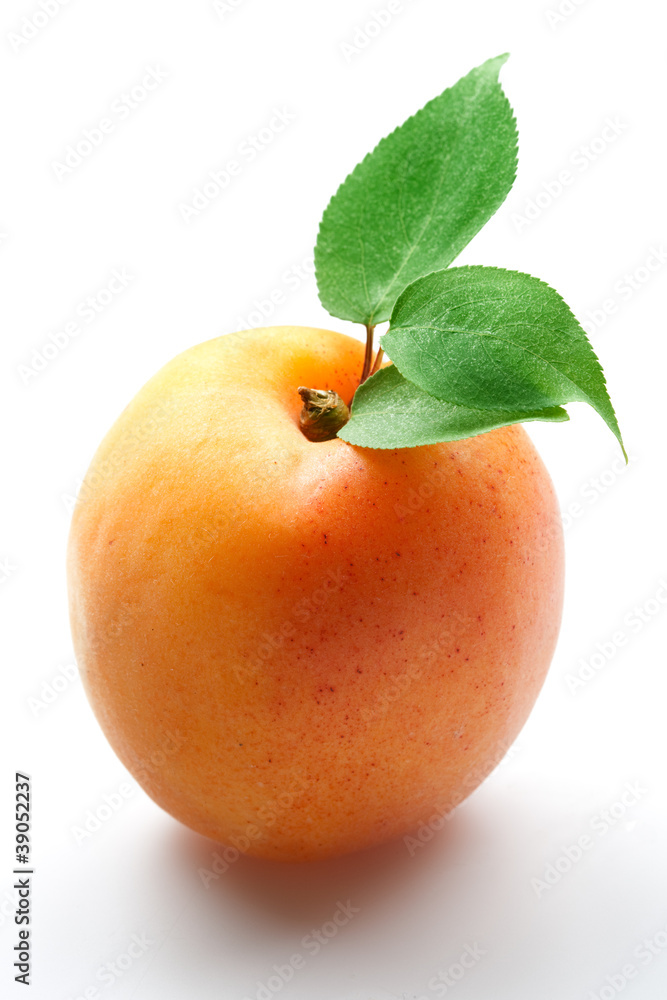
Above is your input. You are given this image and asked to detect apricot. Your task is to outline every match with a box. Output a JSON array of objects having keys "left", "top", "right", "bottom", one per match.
[{"left": 67, "top": 325, "right": 564, "bottom": 861}]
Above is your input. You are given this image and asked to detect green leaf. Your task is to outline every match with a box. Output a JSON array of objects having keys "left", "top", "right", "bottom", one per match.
[
  {"left": 338, "top": 364, "right": 569, "bottom": 449},
  {"left": 315, "top": 54, "right": 518, "bottom": 326},
  {"left": 382, "top": 266, "right": 626, "bottom": 458}
]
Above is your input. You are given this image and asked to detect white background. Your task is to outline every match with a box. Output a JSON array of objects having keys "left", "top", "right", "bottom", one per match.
[{"left": 2, "top": 1, "right": 666, "bottom": 998}]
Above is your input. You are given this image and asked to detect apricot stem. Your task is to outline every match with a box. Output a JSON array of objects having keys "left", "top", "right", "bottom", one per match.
[
  {"left": 370, "top": 347, "right": 384, "bottom": 376},
  {"left": 360, "top": 324, "right": 376, "bottom": 384},
  {"left": 297, "top": 387, "right": 350, "bottom": 442}
]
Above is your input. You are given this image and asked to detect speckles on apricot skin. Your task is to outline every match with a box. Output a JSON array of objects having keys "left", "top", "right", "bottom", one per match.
[{"left": 71, "top": 333, "right": 564, "bottom": 861}]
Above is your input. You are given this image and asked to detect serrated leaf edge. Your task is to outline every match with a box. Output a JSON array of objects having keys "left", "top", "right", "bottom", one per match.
[
  {"left": 383, "top": 264, "right": 627, "bottom": 459},
  {"left": 314, "top": 54, "right": 518, "bottom": 326}
]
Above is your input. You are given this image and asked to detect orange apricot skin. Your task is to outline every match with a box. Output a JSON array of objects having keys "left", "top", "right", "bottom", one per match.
[{"left": 67, "top": 326, "right": 564, "bottom": 861}]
